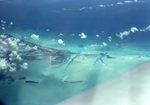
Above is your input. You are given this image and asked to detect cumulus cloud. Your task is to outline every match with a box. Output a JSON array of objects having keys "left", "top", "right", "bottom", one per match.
[
  {"left": 116, "top": 31, "right": 130, "bottom": 39},
  {"left": 56, "top": 0, "right": 143, "bottom": 12},
  {"left": 30, "top": 34, "right": 39, "bottom": 42},
  {"left": 1, "top": 27, "right": 5, "bottom": 30},
  {"left": 96, "top": 35, "right": 99, "bottom": 37},
  {"left": 0, "top": 58, "right": 8, "bottom": 70},
  {"left": 25, "top": 45, "right": 32, "bottom": 51},
  {"left": 116, "top": 2, "right": 124, "bottom": 5},
  {"left": 99, "top": 5, "right": 105, "bottom": 7},
  {"left": 9, "top": 51, "right": 22, "bottom": 61},
  {"left": 124, "top": 1, "right": 132, "bottom": 3},
  {"left": 0, "top": 34, "right": 30, "bottom": 72},
  {"left": 101, "top": 42, "right": 107, "bottom": 47},
  {"left": 0, "top": 58, "right": 17, "bottom": 72},
  {"left": 79, "top": 33, "right": 87, "bottom": 39},
  {"left": 59, "top": 33, "right": 63, "bottom": 36},
  {"left": 6, "top": 37, "right": 20, "bottom": 49},
  {"left": 1, "top": 20, "right": 6, "bottom": 24},
  {"left": 146, "top": 25, "right": 150, "bottom": 31},
  {"left": 79, "top": 7, "right": 86, "bottom": 10},
  {"left": 134, "top": 0, "right": 138, "bottom": 2},
  {"left": 116, "top": 25, "right": 150, "bottom": 39},
  {"left": 108, "top": 36, "right": 112, "bottom": 42},
  {"left": 58, "top": 39, "right": 65, "bottom": 45},
  {"left": 32, "top": 46, "right": 38, "bottom": 50},
  {"left": 89, "top": 44, "right": 98, "bottom": 47},
  {"left": 9, "top": 22, "right": 13, "bottom": 25},
  {"left": 9, "top": 63, "right": 16, "bottom": 72},
  {"left": 130, "top": 27, "right": 138, "bottom": 33},
  {"left": 25, "top": 45, "right": 38, "bottom": 51},
  {"left": 58, "top": 39, "right": 63, "bottom": 44},
  {"left": 20, "top": 63, "right": 28, "bottom": 69},
  {"left": 0, "top": 34, "right": 7, "bottom": 38}
]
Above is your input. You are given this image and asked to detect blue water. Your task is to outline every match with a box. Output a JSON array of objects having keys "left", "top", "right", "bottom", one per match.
[
  {"left": 0, "top": 0, "right": 150, "bottom": 105},
  {"left": 1, "top": 0, "right": 150, "bottom": 35}
]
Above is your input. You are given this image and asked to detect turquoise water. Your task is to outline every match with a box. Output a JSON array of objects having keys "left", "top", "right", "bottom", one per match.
[
  {"left": 0, "top": 28, "right": 149, "bottom": 104},
  {"left": 0, "top": 0, "right": 150, "bottom": 105}
]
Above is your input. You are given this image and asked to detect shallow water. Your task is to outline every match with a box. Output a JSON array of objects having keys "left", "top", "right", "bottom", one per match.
[{"left": 0, "top": 0, "right": 150, "bottom": 105}]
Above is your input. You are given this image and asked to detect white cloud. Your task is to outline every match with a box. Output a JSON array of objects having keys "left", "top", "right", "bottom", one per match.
[
  {"left": 121, "top": 31, "right": 130, "bottom": 36},
  {"left": 124, "top": 1, "right": 132, "bottom": 3},
  {"left": 116, "top": 31, "right": 130, "bottom": 39},
  {"left": 25, "top": 45, "right": 32, "bottom": 51},
  {"left": 96, "top": 35, "right": 99, "bottom": 37},
  {"left": 101, "top": 42, "right": 107, "bottom": 47},
  {"left": 9, "top": 22, "right": 13, "bottom": 25},
  {"left": 19, "top": 42, "right": 25, "bottom": 46},
  {"left": 1, "top": 40, "right": 7, "bottom": 46},
  {"left": 89, "top": 44, "right": 98, "bottom": 47},
  {"left": 2, "top": 27, "right": 5, "bottom": 30},
  {"left": 1, "top": 20, "right": 6, "bottom": 24},
  {"left": 108, "top": 36, "right": 112, "bottom": 42},
  {"left": 0, "top": 34, "right": 29, "bottom": 72},
  {"left": 25, "top": 45, "right": 37, "bottom": 51},
  {"left": 0, "top": 58, "right": 8, "bottom": 70},
  {"left": 9, "top": 51, "right": 18, "bottom": 61},
  {"left": 0, "top": 34, "right": 7, "bottom": 38},
  {"left": 139, "top": 29, "right": 146, "bottom": 32},
  {"left": 134, "top": 0, "right": 138, "bottom": 2},
  {"left": 58, "top": 39, "right": 63, "bottom": 44},
  {"left": 24, "top": 36, "right": 27, "bottom": 40},
  {"left": 32, "top": 46, "right": 38, "bottom": 50},
  {"left": 0, "top": 55, "right": 16, "bottom": 72},
  {"left": 58, "top": 39, "right": 65, "bottom": 45},
  {"left": 20, "top": 63, "right": 28, "bottom": 69},
  {"left": 16, "top": 55, "right": 22, "bottom": 61},
  {"left": 30, "top": 34, "right": 39, "bottom": 42},
  {"left": 116, "top": 2, "right": 124, "bottom": 5},
  {"left": 99, "top": 5, "right": 105, "bottom": 7},
  {"left": 0, "top": 39, "right": 8, "bottom": 52},
  {"left": 9, "top": 63, "right": 16, "bottom": 72},
  {"left": 9, "top": 51, "right": 22, "bottom": 61},
  {"left": 79, "top": 33, "right": 87, "bottom": 39},
  {"left": 58, "top": 0, "right": 143, "bottom": 12},
  {"left": 79, "top": 7, "right": 86, "bottom": 10},
  {"left": 146, "top": 25, "right": 150, "bottom": 31},
  {"left": 116, "top": 25, "right": 150, "bottom": 39},
  {"left": 130, "top": 27, "right": 138, "bottom": 33},
  {"left": 59, "top": 33, "right": 63, "bottom": 36},
  {"left": 6, "top": 37, "right": 20, "bottom": 49}
]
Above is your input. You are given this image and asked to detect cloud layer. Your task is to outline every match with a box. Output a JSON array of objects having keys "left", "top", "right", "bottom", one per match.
[
  {"left": 116, "top": 25, "right": 150, "bottom": 39},
  {"left": 0, "top": 34, "right": 40, "bottom": 72}
]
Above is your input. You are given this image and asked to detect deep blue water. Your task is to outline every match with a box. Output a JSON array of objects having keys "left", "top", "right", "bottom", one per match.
[{"left": 0, "top": 0, "right": 150, "bottom": 37}]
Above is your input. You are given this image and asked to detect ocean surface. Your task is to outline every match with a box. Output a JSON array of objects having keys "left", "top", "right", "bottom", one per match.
[{"left": 0, "top": 0, "right": 150, "bottom": 105}]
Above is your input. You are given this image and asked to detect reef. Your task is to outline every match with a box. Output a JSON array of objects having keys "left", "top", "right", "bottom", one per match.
[
  {"left": 0, "top": 34, "right": 114, "bottom": 72},
  {"left": 25, "top": 80, "right": 39, "bottom": 83}
]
